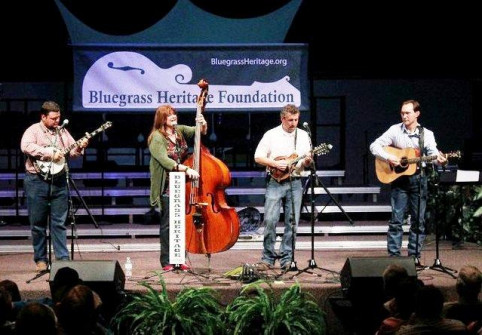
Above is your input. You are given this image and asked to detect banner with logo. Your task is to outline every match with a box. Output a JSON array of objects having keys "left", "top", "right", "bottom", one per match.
[{"left": 73, "top": 44, "right": 309, "bottom": 112}]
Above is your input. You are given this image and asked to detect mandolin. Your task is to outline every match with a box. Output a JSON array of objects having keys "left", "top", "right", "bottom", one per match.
[{"left": 268, "top": 143, "right": 332, "bottom": 182}]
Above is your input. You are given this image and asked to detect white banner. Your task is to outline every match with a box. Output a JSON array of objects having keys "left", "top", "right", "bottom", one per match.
[
  {"left": 73, "top": 44, "right": 309, "bottom": 112},
  {"left": 169, "top": 172, "right": 185, "bottom": 265}
]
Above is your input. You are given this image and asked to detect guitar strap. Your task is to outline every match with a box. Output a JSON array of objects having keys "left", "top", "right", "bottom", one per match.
[
  {"left": 418, "top": 125, "right": 425, "bottom": 170},
  {"left": 294, "top": 128, "right": 297, "bottom": 151},
  {"left": 418, "top": 125, "right": 424, "bottom": 154}
]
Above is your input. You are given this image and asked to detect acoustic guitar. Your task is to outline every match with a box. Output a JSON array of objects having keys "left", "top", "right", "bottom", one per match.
[
  {"left": 35, "top": 121, "right": 112, "bottom": 180},
  {"left": 268, "top": 143, "right": 332, "bottom": 182},
  {"left": 375, "top": 146, "right": 461, "bottom": 184}
]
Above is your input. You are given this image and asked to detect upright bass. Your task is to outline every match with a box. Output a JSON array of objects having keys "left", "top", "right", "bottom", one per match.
[{"left": 183, "top": 79, "right": 240, "bottom": 254}]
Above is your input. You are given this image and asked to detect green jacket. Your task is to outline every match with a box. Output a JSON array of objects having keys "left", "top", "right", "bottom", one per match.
[{"left": 148, "top": 125, "right": 195, "bottom": 209}]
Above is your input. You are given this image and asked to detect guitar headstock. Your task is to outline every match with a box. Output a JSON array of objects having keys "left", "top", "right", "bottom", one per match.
[
  {"left": 446, "top": 150, "right": 462, "bottom": 159},
  {"left": 313, "top": 143, "right": 333, "bottom": 156}
]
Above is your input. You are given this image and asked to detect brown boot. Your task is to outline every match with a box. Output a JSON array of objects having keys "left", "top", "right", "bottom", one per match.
[{"left": 35, "top": 261, "right": 48, "bottom": 273}]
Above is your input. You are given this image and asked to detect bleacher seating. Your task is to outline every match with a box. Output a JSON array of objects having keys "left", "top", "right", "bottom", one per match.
[{"left": 0, "top": 170, "right": 390, "bottom": 231}]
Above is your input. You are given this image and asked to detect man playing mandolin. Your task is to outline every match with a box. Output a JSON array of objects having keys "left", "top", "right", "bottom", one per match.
[
  {"left": 370, "top": 99, "right": 447, "bottom": 264},
  {"left": 254, "top": 104, "right": 312, "bottom": 271},
  {"left": 20, "top": 101, "right": 89, "bottom": 273}
]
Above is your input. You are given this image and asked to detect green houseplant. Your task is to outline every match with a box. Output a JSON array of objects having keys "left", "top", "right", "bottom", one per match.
[
  {"left": 426, "top": 169, "right": 482, "bottom": 245},
  {"left": 111, "top": 273, "right": 225, "bottom": 335},
  {"left": 473, "top": 186, "right": 482, "bottom": 218},
  {"left": 224, "top": 280, "right": 326, "bottom": 335}
]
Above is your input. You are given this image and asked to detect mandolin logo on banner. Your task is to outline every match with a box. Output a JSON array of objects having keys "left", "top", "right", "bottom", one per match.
[{"left": 74, "top": 45, "right": 309, "bottom": 112}]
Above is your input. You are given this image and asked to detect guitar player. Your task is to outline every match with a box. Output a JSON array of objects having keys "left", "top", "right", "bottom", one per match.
[
  {"left": 20, "top": 101, "right": 89, "bottom": 273},
  {"left": 254, "top": 104, "right": 312, "bottom": 271},
  {"left": 369, "top": 99, "right": 447, "bottom": 265}
]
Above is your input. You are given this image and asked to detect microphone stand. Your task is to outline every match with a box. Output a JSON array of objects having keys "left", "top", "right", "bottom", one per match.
[
  {"left": 292, "top": 128, "right": 340, "bottom": 279},
  {"left": 64, "top": 135, "right": 99, "bottom": 259},
  {"left": 292, "top": 161, "right": 340, "bottom": 279},
  {"left": 65, "top": 159, "right": 76, "bottom": 260},
  {"left": 411, "top": 126, "right": 429, "bottom": 272},
  {"left": 302, "top": 124, "right": 354, "bottom": 226},
  {"left": 64, "top": 155, "right": 101, "bottom": 260},
  {"left": 420, "top": 164, "right": 457, "bottom": 278},
  {"left": 68, "top": 168, "right": 99, "bottom": 230}
]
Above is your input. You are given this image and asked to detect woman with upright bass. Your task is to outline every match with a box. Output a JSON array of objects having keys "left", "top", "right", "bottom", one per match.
[{"left": 148, "top": 79, "right": 240, "bottom": 271}]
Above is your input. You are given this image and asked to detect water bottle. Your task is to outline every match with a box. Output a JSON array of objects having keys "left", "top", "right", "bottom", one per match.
[{"left": 124, "top": 257, "right": 133, "bottom": 278}]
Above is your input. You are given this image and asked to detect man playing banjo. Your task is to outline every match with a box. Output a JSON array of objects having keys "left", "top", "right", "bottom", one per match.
[{"left": 20, "top": 101, "right": 89, "bottom": 273}]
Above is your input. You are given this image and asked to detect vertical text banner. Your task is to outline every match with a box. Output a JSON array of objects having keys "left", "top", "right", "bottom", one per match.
[
  {"left": 169, "top": 172, "right": 185, "bottom": 266},
  {"left": 73, "top": 44, "right": 309, "bottom": 112}
]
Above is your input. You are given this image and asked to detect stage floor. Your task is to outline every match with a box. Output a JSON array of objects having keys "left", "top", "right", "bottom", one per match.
[{"left": 1, "top": 238, "right": 481, "bottom": 334}]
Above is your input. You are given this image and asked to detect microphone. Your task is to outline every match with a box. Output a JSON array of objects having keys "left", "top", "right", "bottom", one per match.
[
  {"left": 57, "top": 119, "right": 69, "bottom": 131},
  {"left": 302, "top": 122, "right": 311, "bottom": 135}
]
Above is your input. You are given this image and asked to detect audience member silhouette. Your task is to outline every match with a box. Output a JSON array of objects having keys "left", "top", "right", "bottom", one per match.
[
  {"left": 0, "top": 280, "right": 21, "bottom": 323},
  {"left": 443, "top": 265, "right": 482, "bottom": 327},
  {"left": 0, "top": 280, "right": 21, "bottom": 302},
  {"left": 376, "top": 276, "right": 422, "bottom": 334},
  {"left": 50, "top": 266, "right": 83, "bottom": 304},
  {"left": 1, "top": 278, "right": 53, "bottom": 320},
  {"left": 55, "top": 284, "right": 107, "bottom": 335},
  {"left": 0, "top": 287, "right": 15, "bottom": 334},
  {"left": 396, "top": 284, "right": 467, "bottom": 334},
  {"left": 0, "top": 267, "right": 81, "bottom": 324},
  {"left": 15, "top": 301, "right": 57, "bottom": 335},
  {"left": 382, "top": 263, "right": 410, "bottom": 316}
]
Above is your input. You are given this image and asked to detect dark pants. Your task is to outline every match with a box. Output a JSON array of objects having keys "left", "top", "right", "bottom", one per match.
[
  {"left": 24, "top": 172, "right": 69, "bottom": 263},
  {"left": 389, "top": 174, "right": 427, "bottom": 258}
]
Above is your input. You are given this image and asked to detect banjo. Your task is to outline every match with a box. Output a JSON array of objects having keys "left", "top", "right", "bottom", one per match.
[{"left": 35, "top": 121, "right": 112, "bottom": 180}]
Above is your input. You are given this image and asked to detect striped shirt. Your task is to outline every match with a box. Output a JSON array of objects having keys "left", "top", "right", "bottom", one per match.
[
  {"left": 20, "top": 121, "right": 83, "bottom": 174},
  {"left": 370, "top": 123, "right": 440, "bottom": 165}
]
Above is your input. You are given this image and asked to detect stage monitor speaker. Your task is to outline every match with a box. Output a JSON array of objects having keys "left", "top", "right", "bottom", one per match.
[
  {"left": 49, "top": 260, "right": 125, "bottom": 305},
  {"left": 340, "top": 256, "right": 416, "bottom": 302}
]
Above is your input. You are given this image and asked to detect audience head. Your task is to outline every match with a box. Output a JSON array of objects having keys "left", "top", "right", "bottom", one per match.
[
  {"left": 456, "top": 265, "right": 482, "bottom": 302},
  {"left": 415, "top": 285, "right": 445, "bottom": 319},
  {"left": 55, "top": 284, "right": 100, "bottom": 335},
  {"left": 51, "top": 266, "right": 82, "bottom": 303},
  {"left": 15, "top": 302, "right": 57, "bottom": 335},
  {"left": 383, "top": 263, "right": 409, "bottom": 298},
  {"left": 0, "top": 280, "right": 21, "bottom": 302},
  {"left": 393, "top": 277, "right": 422, "bottom": 319}
]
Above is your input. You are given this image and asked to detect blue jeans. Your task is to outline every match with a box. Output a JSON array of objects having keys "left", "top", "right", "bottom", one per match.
[
  {"left": 388, "top": 174, "right": 427, "bottom": 258},
  {"left": 261, "top": 177, "right": 303, "bottom": 267},
  {"left": 24, "top": 173, "right": 70, "bottom": 263}
]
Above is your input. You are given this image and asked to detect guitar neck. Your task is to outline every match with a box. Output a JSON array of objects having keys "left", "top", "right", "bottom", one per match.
[
  {"left": 61, "top": 127, "right": 103, "bottom": 155},
  {"left": 405, "top": 154, "right": 437, "bottom": 164},
  {"left": 290, "top": 145, "right": 322, "bottom": 166},
  {"left": 61, "top": 135, "right": 87, "bottom": 155}
]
